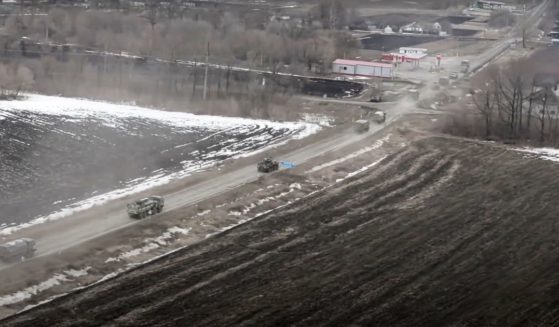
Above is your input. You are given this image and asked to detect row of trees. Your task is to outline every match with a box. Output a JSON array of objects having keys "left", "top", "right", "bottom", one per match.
[
  {"left": 0, "top": 1, "right": 359, "bottom": 120},
  {"left": 4, "top": 3, "right": 358, "bottom": 73},
  {"left": 446, "top": 54, "right": 559, "bottom": 145},
  {"left": 5, "top": 50, "right": 306, "bottom": 120}
]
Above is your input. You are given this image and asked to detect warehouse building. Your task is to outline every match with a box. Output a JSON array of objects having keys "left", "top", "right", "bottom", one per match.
[{"left": 332, "top": 59, "right": 394, "bottom": 78}]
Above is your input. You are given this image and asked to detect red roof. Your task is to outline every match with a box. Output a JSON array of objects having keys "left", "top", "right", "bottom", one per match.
[{"left": 333, "top": 59, "right": 393, "bottom": 68}]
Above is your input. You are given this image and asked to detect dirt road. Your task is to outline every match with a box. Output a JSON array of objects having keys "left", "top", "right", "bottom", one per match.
[
  {"left": 0, "top": 119, "right": 390, "bottom": 273},
  {"left": 7, "top": 137, "right": 559, "bottom": 326}
]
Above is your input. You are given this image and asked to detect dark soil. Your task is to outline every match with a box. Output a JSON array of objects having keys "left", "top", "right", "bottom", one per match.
[
  {"left": 361, "top": 34, "right": 444, "bottom": 51},
  {"left": 5, "top": 137, "right": 559, "bottom": 326}
]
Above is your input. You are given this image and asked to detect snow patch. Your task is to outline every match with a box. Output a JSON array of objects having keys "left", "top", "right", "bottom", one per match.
[
  {"left": 300, "top": 113, "right": 334, "bottom": 127},
  {"left": 0, "top": 94, "right": 317, "bottom": 134},
  {"left": 517, "top": 147, "right": 559, "bottom": 163},
  {"left": 226, "top": 184, "right": 303, "bottom": 217},
  {"left": 196, "top": 210, "right": 212, "bottom": 217},
  {"left": 307, "top": 134, "right": 391, "bottom": 173},
  {"left": 336, "top": 156, "right": 388, "bottom": 182},
  {"left": 64, "top": 267, "right": 92, "bottom": 278},
  {"left": 0, "top": 267, "right": 92, "bottom": 307},
  {"left": 105, "top": 226, "right": 191, "bottom": 263}
]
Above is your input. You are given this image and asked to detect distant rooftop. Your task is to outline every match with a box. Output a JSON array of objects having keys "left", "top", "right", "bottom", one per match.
[{"left": 333, "top": 59, "right": 393, "bottom": 68}]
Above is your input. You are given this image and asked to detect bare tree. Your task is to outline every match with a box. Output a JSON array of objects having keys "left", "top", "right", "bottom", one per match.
[
  {"left": 13, "top": 64, "right": 34, "bottom": 97},
  {"left": 538, "top": 88, "right": 549, "bottom": 144},
  {"left": 472, "top": 85, "right": 497, "bottom": 138}
]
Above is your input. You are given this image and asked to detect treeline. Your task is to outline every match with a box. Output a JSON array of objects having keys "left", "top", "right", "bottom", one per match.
[
  {"left": 444, "top": 51, "right": 559, "bottom": 145},
  {"left": 3, "top": 3, "right": 358, "bottom": 73},
  {"left": 9, "top": 53, "right": 290, "bottom": 118},
  {"left": 0, "top": 1, "right": 362, "bottom": 120},
  {"left": 0, "top": 62, "right": 34, "bottom": 98}
]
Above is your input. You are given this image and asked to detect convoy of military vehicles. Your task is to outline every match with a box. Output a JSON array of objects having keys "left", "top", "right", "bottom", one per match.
[{"left": 4, "top": 106, "right": 386, "bottom": 265}]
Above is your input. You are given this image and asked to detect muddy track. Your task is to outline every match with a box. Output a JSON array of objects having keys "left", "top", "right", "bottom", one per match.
[{"left": 5, "top": 137, "right": 559, "bottom": 326}]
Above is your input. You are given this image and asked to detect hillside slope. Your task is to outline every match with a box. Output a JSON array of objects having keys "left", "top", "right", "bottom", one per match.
[{"left": 5, "top": 137, "right": 559, "bottom": 327}]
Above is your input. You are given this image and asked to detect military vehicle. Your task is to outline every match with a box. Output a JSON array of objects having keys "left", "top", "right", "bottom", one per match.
[
  {"left": 127, "top": 196, "right": 164, "bottom": 219},
  {"left": 407, "top": 89, "right": 420, "bottom": 100},
  {"left": 372, "top": 111, "right": 386, "bottom": 124},
  {"left": 353, "top": 119, "right": 370, "bottom": 133},
  {"left": 0, "top": 238, "right": 36, "bottom": 262},
  {"left": 257, "top": 157, "right": 279, "bottom": 173},
  {"left": 460, "top": 60, "right": 470, "bottom": 73},
  {"left": 369, "top": 95, "right": 382, "bottom": 103}
]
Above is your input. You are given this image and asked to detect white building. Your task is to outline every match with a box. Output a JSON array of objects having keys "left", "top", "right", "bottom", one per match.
[
  {"left": 399, "top": 47, "right": 428, "bottom": 56},
  {"left": 400, "top": 22, "right": 424, "bottom": 34},
  {"left": 332, "top": 59, "right": 394, "bottom": 78}
]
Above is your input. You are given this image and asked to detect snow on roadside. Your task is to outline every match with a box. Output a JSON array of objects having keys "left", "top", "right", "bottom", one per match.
[
  {"left": 517, "top": 147, "right": 559, "bottom": 162},
  {"left": 300, "top": 113, "right": 334, "bottom": 127},
  {"left": 196, "top": 210, "right": 211, "bottom": 217},
  {"left": 336, "top": 156, "right": 388, "bottom": 183},
  {"left": 0, "top": 267, "right": 91, "bottom": 307},
  {"left": 105, "top": 227, "right": 191, "bottom": 263},
  {"left": 227, "top": 183, "right": 302, "bottom": 217},
  {"left": 307, "top": 134, "right": 391, "bottom": 174}
]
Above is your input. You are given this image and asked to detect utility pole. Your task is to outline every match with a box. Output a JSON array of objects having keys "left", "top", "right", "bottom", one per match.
[{"left": 203, "top": 41, "right": 209, "bottom": 101}]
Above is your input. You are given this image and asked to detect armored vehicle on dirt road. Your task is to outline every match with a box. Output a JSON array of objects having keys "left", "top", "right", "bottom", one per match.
[
  {"left": 353, "top": 119, "right": 370, "bottom": 133},
  {"left": 0, "top": 238, "right": 36, "bottom": 262},
  {"left": 461, "top": 60, "right": 470, "bottom": 73},
  {"left": 257, "top": 157, "right": 279, "bottom": 173},
  {"left": 127, "top": 196, "right": 164, "bottom": 219},
  {"left": 372, "top": 111, "right": 386, "bottom": 124}
]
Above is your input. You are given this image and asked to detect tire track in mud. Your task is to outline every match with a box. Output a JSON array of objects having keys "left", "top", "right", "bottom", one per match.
[{"left": 339, "top": 143, "right": 559, "bottom": 326}]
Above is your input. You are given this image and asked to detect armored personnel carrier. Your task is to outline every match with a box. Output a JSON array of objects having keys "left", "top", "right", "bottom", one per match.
[
  {"left": 257, "top": 157, "right": 279, "bottom": 173},
  {"left": 0, "top": 238, "right": 36, "bottom": 262},
  {"left": 127, "top": 196, "right": 165, "bottom": 219},
  {"left": 372, "top": 111, "right": 386, "bottom": 124},
  {"left": 353, "top": 119, "right": 370, "bottom": 133}
]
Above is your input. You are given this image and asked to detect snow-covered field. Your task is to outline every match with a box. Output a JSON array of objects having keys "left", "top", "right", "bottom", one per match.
[{"left": 0, "top": 94, "right": 319, "bottom": 234}]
